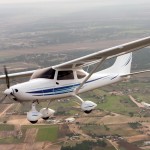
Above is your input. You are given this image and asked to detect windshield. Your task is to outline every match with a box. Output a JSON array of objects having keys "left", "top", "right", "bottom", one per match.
[{"left": 31, "top": 67, "right": 55, "bottom": 79}]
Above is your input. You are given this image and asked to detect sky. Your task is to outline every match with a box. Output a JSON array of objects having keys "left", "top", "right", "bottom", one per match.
[
  {"left": 0, "top": 0, "right": 150, "bottom": 4},
  {"left": 0, "top": 0, "right": 150, "bottom": 16}
]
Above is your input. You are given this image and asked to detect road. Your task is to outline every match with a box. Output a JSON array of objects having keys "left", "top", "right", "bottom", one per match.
[
  {"left": 107, "top": 139, "right": 119, "bottom": 150},
  {"left": 128, "top": 95, "right": 144, "bottom": 108},
  {"left": 0, "top": 104, "right": 14, "bottom": 117}
]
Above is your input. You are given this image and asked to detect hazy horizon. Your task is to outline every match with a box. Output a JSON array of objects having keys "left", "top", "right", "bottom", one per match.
[
  {"left": 0, "top": 0, "right": 150, "bottom": 4},
  {"left": 0, "top": 0, "right": 150, "bottom": 18},
  {"left": 0, "top": 0, "right": 149, "bottom": 52}
]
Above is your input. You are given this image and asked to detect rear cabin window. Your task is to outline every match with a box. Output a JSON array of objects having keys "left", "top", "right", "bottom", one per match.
[
  {"left": 57, "top": 71, "right": 74, "bottom": 80},
  {"left": 77, "top": 71, "right": 86, "bottom": 79},
  {"left": 31, "top": 68, "right": 55, "bottom": 79}
]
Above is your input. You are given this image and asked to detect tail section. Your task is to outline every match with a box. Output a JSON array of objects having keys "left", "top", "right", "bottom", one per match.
[{"left": 109, "top": 53, "right": 132, "bottom": 75}]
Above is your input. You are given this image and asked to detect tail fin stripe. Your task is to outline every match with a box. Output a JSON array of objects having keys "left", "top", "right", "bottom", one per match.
[{"left": 123, "top": 54, "right": 132, "bottom": 66}]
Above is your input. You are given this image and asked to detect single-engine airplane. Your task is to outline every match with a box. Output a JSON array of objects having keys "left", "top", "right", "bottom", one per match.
[{"left": 0, "top": 37, "right": 150, "bottom": 123}]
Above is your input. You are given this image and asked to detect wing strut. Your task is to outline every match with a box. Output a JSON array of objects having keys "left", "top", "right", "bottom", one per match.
[{"left": 74, "top": 57, "right": 107, "bottom": 94}]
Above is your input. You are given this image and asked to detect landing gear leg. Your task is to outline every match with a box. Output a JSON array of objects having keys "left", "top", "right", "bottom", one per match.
[
  {"left": 27, "top": 101, "right": 42, "bottom": 124},
  {"left": 73, "top": 94, "right": 97, "bottom": 114},
  {"left": 40, "top": 100, "right": 55, "bottom": 120}
]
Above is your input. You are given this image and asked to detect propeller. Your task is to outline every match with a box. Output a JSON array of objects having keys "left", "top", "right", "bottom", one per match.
[
  {"left": 4, "top": 65, "right": 10, "bottom": 88},
  {"left": 0, "top": 66, "right": 13, "bottom": 103}
]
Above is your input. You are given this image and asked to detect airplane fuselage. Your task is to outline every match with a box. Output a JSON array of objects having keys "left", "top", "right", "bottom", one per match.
[{"left": 9, "top": 70, "right": 123, "bottom": 102}]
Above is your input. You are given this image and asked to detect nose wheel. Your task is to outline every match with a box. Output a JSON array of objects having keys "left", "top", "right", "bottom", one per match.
[
  {"left": 27, "top": 102, "right": 42, "bottom": 124},
  {"left": 27, "top": 100, "right": 55, "bottom": 124}
]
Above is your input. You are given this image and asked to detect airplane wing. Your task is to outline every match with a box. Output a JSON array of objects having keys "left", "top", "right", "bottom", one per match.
[
  {"left": 0, "top": 36, "right": 150, "bottom": 80},
  {"left": 53, "top": 36, "right": 150, "bottom": 70},
  {"left": 0, "top": 70, "right": 35, "bottom": 80}
]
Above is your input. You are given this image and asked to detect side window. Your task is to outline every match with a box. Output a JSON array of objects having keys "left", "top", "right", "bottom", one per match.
[
  {"left": 77, "top": 71, "right": 86, "bottom": 79},
  {"left": 57, "top": 71, "right": 74, "bottom": 80}
]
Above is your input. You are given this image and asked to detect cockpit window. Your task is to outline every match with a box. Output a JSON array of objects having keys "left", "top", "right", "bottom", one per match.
[
  {"left": 31, "top": 67, "right": 55, "bottom": 79},
  {"left": 57, "top": 71, "right": 74, "bottom": 80},
  {"left": 77, "top": 71, "right": 86, "bottom": 79}
]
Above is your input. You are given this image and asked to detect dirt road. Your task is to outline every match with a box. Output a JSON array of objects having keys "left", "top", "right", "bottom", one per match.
[
  {"left": 69, "top": 124, "right": 91, "bottom": 140},
  {"left": 0, "top": 104, "right": 14, "bottom": 117},
  {"left": 128, "top": 95, "right": 144, "bottom": 108},
  {"left": 24, "top": 128, "right": 38, "bottom": 143}
]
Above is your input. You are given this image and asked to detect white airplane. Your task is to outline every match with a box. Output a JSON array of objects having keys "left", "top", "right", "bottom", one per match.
[
  {"left": 0, "top": 37, "right": 150, "bottom": 124},
  {"left": 141, "top": 102, "right": 150, "bottom": 110}
]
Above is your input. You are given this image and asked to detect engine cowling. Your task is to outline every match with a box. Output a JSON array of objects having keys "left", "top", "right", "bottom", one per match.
[
  {"left": 40, "top": 108, "right": 55, "bottom": 120},
  {"left": 81, "top": 101, "right": 97, "bottom": 114},
  {"left": 27, "top": 111, "right": 42, "bottom": 124}
]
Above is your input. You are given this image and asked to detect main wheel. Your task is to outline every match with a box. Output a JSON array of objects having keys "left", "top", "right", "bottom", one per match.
[
  {"left": 84, "top": 110, "right": 92, "bottom": 114},
  {"left": 42, "top": 117, "right": 49, "bottom": 120},
  {"left": 29, "top": 120, "right": 38, "bottom": 124}
]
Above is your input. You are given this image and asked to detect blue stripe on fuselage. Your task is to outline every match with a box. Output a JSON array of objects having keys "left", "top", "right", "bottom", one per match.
[{"left": 26, "top": 74, "right": 118, "bottom": 96}]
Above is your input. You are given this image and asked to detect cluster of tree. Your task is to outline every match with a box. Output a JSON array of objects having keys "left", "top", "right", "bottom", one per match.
[
  {"left": 128, "top": 112, "right": 134, "bottom": 117},
  {"left": 128, "top": 122, "right": 142, "bottom": 129},
  {"left": 59, "top": 124, "right": 73, "bottom": 138},
  {"left": 61, "top": 140, "right": 107, "bottom": 150}
]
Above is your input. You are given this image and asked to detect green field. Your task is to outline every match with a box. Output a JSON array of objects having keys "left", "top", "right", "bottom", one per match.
[
  {"left": 22, "top": 125, "right": 59, "bottom": 142},
  {"left": 0, "top": 124, "right": 14, "bottom": 131},
  {"left": 0, "top": 124, "right": 23, "bottom": 144},
  {"left": 81, "top": 89, "right": 139, "bottom": 116},
  {"left": 36, "top": 125, "right": 59, "bottom": 142},
  {"left": 96, "top": 95, "right": 138, "bottom": 115},
  {"left": 81, "top": 123, "right": 139, "bottom": 137},
  {"left": 0, "top": 137, "right": 21, "bottom": 144}
]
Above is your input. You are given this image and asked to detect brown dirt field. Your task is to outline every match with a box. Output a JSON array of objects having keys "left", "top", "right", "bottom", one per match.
[
  {"left": 0, "top": 142, "right": 61, "bottom": 150},
  {"left": 0, "top": 62, "right": 39, "bottom": 72},
  {"left": 126, "top": 134, "right": 149, "bottom": 143},
  {"left": 7, "top": 115, "right": 51, "bottom": 125},
  {"left": 77, "top": 113, "right": 150, "bottom": 125},
  {"left": 118, "top": 140, "right": 142, "bottom": 150},
  {"left": 98, "top": 114, "right": 150, "bottom": 125},
  {"left": 7, "top": 115, "right": 30, "bottom": 125},
  {"left": 0, "top": 39, "right": 133, "bottom": 57}
]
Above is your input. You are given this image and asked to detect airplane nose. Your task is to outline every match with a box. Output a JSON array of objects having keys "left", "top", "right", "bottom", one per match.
[{"left": 4, "top": 88, "right": 13, "bottom": 95}]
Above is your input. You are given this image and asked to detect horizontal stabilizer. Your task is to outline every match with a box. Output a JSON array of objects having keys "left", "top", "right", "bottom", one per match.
[{"left": 120, "top": 70, "right": 150, "bottom": 77}]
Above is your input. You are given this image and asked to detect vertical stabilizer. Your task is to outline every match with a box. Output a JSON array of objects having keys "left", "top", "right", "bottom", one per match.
[{"left": 111, "top": 53, "right": 132, "bottom": 75}]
